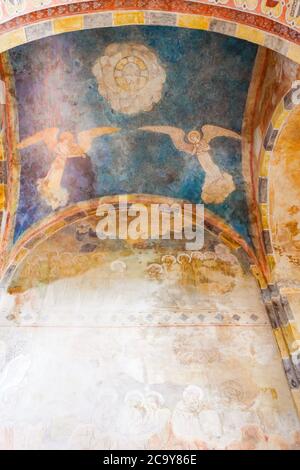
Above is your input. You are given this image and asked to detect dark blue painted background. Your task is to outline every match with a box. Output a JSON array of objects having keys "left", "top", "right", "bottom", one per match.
[{"left": 9, "top": 26, "right": 257, "bottom": 242}]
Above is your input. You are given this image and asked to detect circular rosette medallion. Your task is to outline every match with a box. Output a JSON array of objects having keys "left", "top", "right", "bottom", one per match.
[{"left": 92, "top": 43, "right": 166, "bottom": 115}]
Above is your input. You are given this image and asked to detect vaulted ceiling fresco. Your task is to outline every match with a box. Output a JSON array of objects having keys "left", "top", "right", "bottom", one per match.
[
  {"left": 9, "top": 26, "right": 256, "bottom": 242},
  {"left": 0, "top": 0, "right": 300, "bottom": 450}
]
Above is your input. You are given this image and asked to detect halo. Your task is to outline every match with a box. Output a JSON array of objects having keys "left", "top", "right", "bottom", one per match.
[{"left": 187, "top": 130, "right": 201, "bottom": 144}]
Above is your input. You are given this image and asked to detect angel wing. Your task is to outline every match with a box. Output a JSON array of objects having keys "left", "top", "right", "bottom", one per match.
[
  {"left": 139, "top": 126, "right": 194, "bottom": 155},
  {"left": 77, "top": 127, "right": 120, "bottom": 153},
  {"left": 17, "top": 127, "right": 59, "bottom": 151},
  {"left": 201, "top": 125, "right": 241, "bottom": 144}
]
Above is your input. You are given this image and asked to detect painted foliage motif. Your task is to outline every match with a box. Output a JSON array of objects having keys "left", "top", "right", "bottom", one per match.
[{"left": 9, "top": 27, "right": 257, "bottom": 242}]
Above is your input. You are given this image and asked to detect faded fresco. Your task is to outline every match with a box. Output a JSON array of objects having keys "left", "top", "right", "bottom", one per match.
[
  {"left": 0, "top": 229, "right": 300, "bottom": 449},
  {"left": 6, "top": 214, "right": 254, "bottom": 301},
  {"left": 0, "top": 324, "right": 299, "bottom": 450},
  {"left": 10, "top": 26, "right": 257, "bottom": 242},
  {"left": 0, "top": 23, "right": 299, "bottom": 450},
  {"left": 270, "top": 105, "right": 300, "bottom": 283}
]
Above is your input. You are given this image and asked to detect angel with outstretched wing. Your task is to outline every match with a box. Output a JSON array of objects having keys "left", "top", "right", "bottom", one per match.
[
  {"left": 139, "top": 125, "right": 241, "bottom": 204},
  {"left": 17, "top": 127, "right": 119, "bottom": 209}
]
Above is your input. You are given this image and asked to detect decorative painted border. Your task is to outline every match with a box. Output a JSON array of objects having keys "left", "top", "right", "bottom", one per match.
[
  {"left": 261, "top": 284, "right": 300, "bottom": 414},
  {"left": 0, "top": 0, "right": 300, "bottom": 34},
  {"left": 242, "top": 48, "right": 271, "bottom": 282},
  {"left": 0, "top": 53, "right": 20, "bottom": 276},
  {"left": 252, "top": 85, "right": 300, "bottom": 415},
  {"left": 242, "top": 47, "right": 300, "bottom": 281},
  {"left": 0, "top": 5, "right": 299, "bottom": 62},
  {"left": 258, "top": 85, "right": 298, "bottom": 273}
]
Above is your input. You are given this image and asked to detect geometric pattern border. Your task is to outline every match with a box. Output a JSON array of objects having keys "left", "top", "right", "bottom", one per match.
[{"left": 0, "top": 6, "right": 299, "bottom": 62}]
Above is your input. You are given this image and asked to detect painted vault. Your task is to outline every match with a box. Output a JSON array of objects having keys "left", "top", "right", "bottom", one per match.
[
  {"left": 0, "top": 3, "right": 299, "bottom": 450},
  {"left": 9, "top": 27, "right": 256, "bottom": 242}
]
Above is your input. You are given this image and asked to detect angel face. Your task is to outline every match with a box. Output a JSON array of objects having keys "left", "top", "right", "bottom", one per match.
[
  {"left": 146, "top": 263, "right": 163, "bottom": 279},
  {"left": 177, "top": 253, "right": 191, "bottom": 265},
  {"left": 59, "top": 132, "right": 75, "bottom": 145},
  {"left": 146, "top": 391, "right": 165, "bottom": 409},
  {"left": 161, "top": 254, "right": 176, "bottom": 269},
  {"left": 58, "top": 132, "right": 83, "bottom": 156},
  {"left": 182, "top": 385, "right": 205, "bottom": 413},
  {"left": 187, "top": 130, "right": 202, "bottom": 144}
]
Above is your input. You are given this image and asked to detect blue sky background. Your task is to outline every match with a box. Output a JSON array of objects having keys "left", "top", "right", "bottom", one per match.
[{"left": 10, "top": 26, "right": 257, "bottom": 242}]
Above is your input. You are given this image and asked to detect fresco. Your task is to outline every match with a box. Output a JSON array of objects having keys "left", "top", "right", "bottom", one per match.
[
  {"left": 241, "top": 48, "right": 300, "bottom": 268},
  {"left": 270, "top": 105, "right": 300, "bottom": 282},
  {"left": 6, "top": 215, "right": 253, "bottom": 302},
  {"left": 249, "top": 49, "right": 299, "bottom": 168},
  {"left": 0, "top": 21, "right": 299, "bottom": 451},
  {"left": 0, "top": 233, "right": 299, "bottom": 449},
  {"left": 0, "top": 325, "right": 299, "bottom": 450},
  {"left": 9, "top": 26, "right": 257, "bottom": 243}
]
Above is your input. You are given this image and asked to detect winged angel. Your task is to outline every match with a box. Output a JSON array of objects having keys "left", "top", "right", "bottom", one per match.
[
  {"left": 140, "top": 125, "right": 241, "bottom": 204},
  {"left": 17, "top": 127, "right": 119, "bottom": 210}
]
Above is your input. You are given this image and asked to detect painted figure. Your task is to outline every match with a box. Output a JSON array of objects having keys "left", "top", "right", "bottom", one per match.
[
  {"left": 17, "top": 127, "right": 119, "bottom": 209},
  {"left": 140, "top": 125, "right": 241, "bottom": 204}
]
